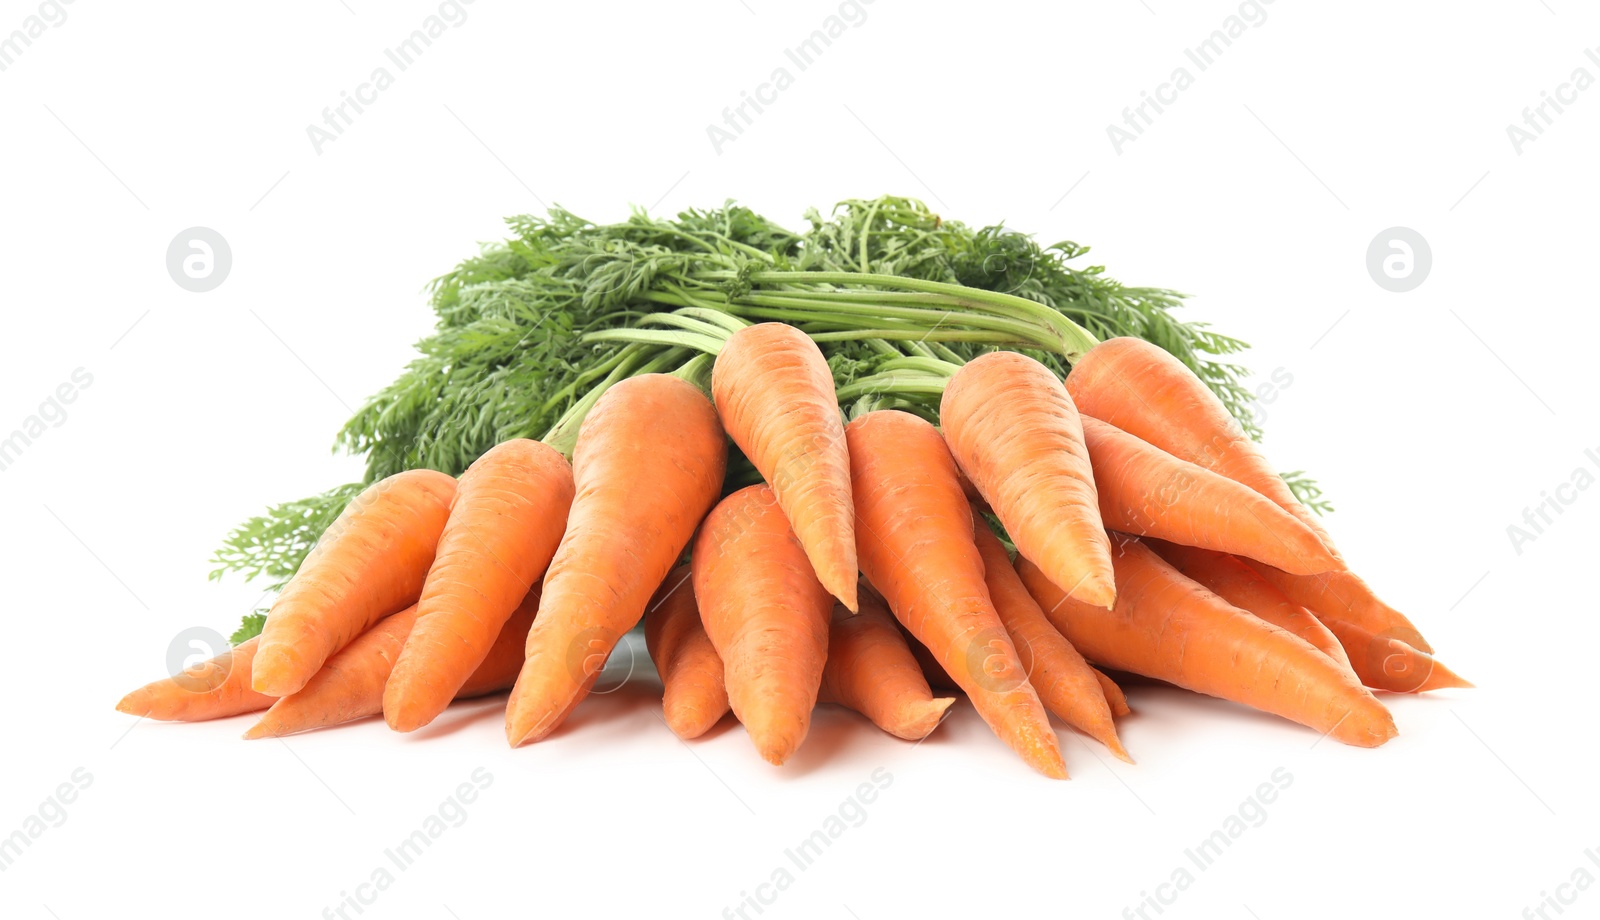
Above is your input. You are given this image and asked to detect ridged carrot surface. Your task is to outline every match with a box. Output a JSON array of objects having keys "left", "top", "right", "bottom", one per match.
[
  {"left": 847, "top": 410, "right": 1067, "bottom": 778},
  {"left": 644, "top": 565, "right": 730, "bottom": 740},
  {"left": 246, "top": 588, "right": 537, "bottom": 742},
  {"left": 972, "top": 519, "right": 1129, "bottom": 762},
  {"left": 116, "top": 637, "right": 275, "bottom": 722},
  {"left": 1151, "top": 541, "right": 1352, "bottom": 670},
  {"left": 1082, "top": 418, "right": 1337, "bottom": 576},
  {"left": 506, "top": 374, "right": 726, "bottom": 746},
  {"left": 712, "top": 323, "right": 858, "bottom": 610},
  {"left": 385, "top": 438, "right": 574, "bottom": 732},
  {"left": 247, "top": 589, "right": 537, "bottom": 739},
  {"left": 253, "top": 469, "right": 458, "bottom": 697},
  {"left": 1019, "top": 534, "right": 1397, "bottom": 748},
  {"left": 941, "top": 351, "right": 1115, "bottom": 607},
  {"left": 820, "top": 590, "right": 954, "bottom": 741},
  {"left": 1066, "top": 336, "right": 1433, "bottom": 652},
  {"left": 693, "top": 485, "right": 833, "bottom": 764}
]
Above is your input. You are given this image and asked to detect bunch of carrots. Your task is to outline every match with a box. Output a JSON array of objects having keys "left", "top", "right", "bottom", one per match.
[{"left": 118, "top": 319, "right": 1467, "bottom": 778}]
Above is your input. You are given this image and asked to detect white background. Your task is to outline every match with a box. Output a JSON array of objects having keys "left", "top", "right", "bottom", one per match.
[{"left": 2, "top": 1, "right": 1595, "bottom": 918}]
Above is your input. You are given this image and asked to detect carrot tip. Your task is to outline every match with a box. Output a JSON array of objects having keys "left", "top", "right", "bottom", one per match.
[
  {"left": 241, "top": 723, "right": 271, "bottom": 741},
  {"left": 889, "top": 697, "right": 956, "bottom": 741},
  {"left": 114, "top": 692, "right": 147, "bottom": 717},
  {"left": 664, "top": 705, "right": 726, "bottom": 741}
]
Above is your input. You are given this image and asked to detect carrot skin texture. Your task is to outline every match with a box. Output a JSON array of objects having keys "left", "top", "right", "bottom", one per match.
[
  {"left": 245, "top": 592, "right": 537, "bottom": 739},
  {"left": 819, "top": 591, "right": 955, "bottom": 741},
  {"left": 116, "top": 637, "right": 275, "bottom": 722},
  {"left": 1092, "top": 668, "right": 1132, "bottom": 718},
  {"left": 941, "top": 351, "right": 1115, "bottom": 607},
  {"left": 713, "top": 323, "right": 858, "bottom": 611},
  {"left": 1082, "top": 418, "right": 1337, "bottom": 576},
  {"left": 505, "top": 374, "right": 726, "bottom": 746},
  {"left": 1018, "top": 535, "right": 1397, "bottom": 748},
  {"left": 1249, "top": 562, "right": 1435, "bottom": 655},
  {"left": 972, "top": 519, "right": 1129, "bottom": 762},
  {"left": 1317, "top": 618, "right": 1473, "bottom": 694},
  {"left": 693, "top": 485, "right": 833, "bottom": 764},
  {"left": 385, "top": 439, "right": 574, "bottom": 732},
  {"left": 644, "top": 565, "right": 730, "bottom": 740},
  {"left": 1151, "top": 541, "right": 1353, "bottom": 670},
  {"left": 1065, "top": 336, "right": 1432, "bottom": 652},
  {"left": 847, "top": 410, "right": 1067, "bottom": 778},
  {"left": 252, "top": 469, "right": 457, "bottom": 697}
]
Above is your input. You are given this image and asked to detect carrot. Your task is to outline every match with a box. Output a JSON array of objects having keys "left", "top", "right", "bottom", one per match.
[
  {"left": 692, "top": 485, "right": 833, "bottom": 764},
  {"left": 900, "top": 621, "right": 959, "bottom": 692},
  {"left": 505, "top": 374, "right": 726, "bottom": 746},
  {"left": 1150, "top": 541, "right": 1352, "bottom": 670},
  {"left": 115, "top": 637, "right": 275, "bottom": 722},
  {"left": 1315, "top": 618, "right": 1473, "bottom": 694},
  {"left": 1092, "top": 668, "right": 1132, "bottom": 718},
  {"left": 245, "top": 589, "right": 538, "bottom": 739},
  {"left": 941, "top": 351, "right": 1115, "bottom": 607},
  {"left": 847, "top": 410, "right": 1067, "bottom": 778},
  {"left": 1018, "top": 534, "right": 1397, "bottom": 747},
  {"left": 252, "top": 469, "right": 457, "bottom": 697},
  {"left": 384, "top": 439, "right": 574, "bottom": 732},
  {"left": 1248, "top": 562, "right": 1436, "bottom": 655},
  {"left": 644, "top": 565, "right": 730, "bottom": 740},
  {"left": 971, "top": 518, "right": 1130, "bottom": 762},
  {"left": 1064, "top": 336, "right": 1433, "bottom": 651},
  {"left": 1081, "top": 418, "right": 1337, "bottom": 575},
  {"left": 712, "top": 322, "right": 857, "bottom": 610},
  {"left": 819, "top": 589, "right": 955, "bottom": 741}
]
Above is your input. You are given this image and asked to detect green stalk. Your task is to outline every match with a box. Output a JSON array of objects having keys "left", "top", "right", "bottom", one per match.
[{"left": 694, "top": 269, "right": 1102, "bottom": 360}]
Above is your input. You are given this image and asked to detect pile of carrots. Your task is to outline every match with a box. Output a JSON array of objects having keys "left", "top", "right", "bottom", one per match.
[{"left": 118, "top": 328, "right": 1468, "bottom": 778}]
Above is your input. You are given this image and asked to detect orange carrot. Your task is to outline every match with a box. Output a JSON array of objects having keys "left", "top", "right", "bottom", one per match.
[
  {"left": 385, "top": 439, "right": 574, "bottom": 732},
  {"left": 847, "top": 410, "right": 1067, "bottom": 778},
  {"left": 1066, "top": 337, "right": 1333, "bottom": 546},
  {"left": 941, "top": 351, "right": 1115, "bottom": 607},
  {"left": 1082, "top": 418, "right": 1337, "bottom": 575},
  {"left": 971, "top": 518, "right": 1130, "bottom": 762},
  {"left": 1018, "top": 534, "right": 1397, "bottom": 747},
  {"left": 819, "top": 590, "right": 955, "bottom": 741},
  {"left": 1248, "top": 562, "right": 1435, "bottom": 655},
  {"left": 1093, "top": 668, "right": 1132, "bottom": 718},
  {"left": 712, "top": 323, "right": 857, "bottom": 610},
  {"left": 505, "top": 374, "right": 726, "bottom": 746},
  {"left": 252, "top": 469, "right": 457, "bottom": 697},
  {"left": 644, "top": 565, "right": 729, "bottom": 740},
  {"left": 1065, "top": 336, "right": 1433, "bottom": 651},
  {"left": 692, "top": 485, "right": 832, "bottom": 764},
  {"left": 1315, "top": 618, "right": 1473, "bottom": 694},
  {"left": 116, "top": 637, "right": 275, "bottom": 722},
  {"left": 1151, "top": 541, "right": 1352, "bottom": 670},
  {"left": 246, "top": 590, "right": 538, "bottom": 739}
]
